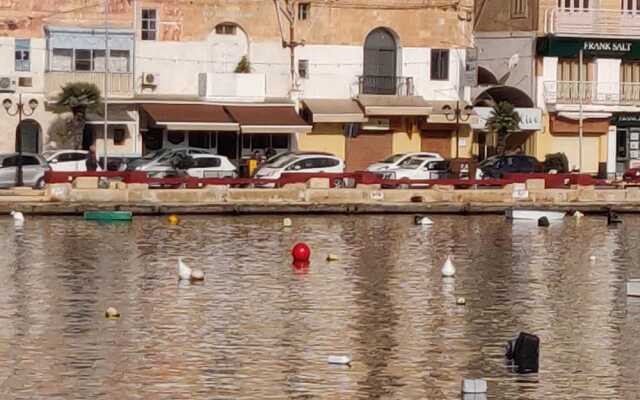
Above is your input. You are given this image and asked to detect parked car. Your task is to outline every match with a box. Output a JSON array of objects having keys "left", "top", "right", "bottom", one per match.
[
  {"left": 477, "top": 155, "right": 541, "bottom": 179},
  {"left": 124, "top": 147, "right": 214, "bottom": 171},
  {"left": 623, "top": 167, "right": 640, "bottom": 181},
  {"left": 377, "top": 157, "right": 450, "bottom": 181},
  {"left": 254, "top": 153, "right": 344, "bottom": 182},
  {"left": 0, "top": 153, "right": 50, "bottom": 189},
  {"left": 43, "top": 150, "right": 92, "bottom": 172},
  {"left": 185, "top": 154, "right": 237, "bottom": 178},
  {"left": 367, "top": 152, "right": 443, "bottom": 172}
]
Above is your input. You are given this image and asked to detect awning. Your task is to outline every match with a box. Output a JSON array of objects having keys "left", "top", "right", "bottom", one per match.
[
  {"left": 355, "top": 95, "right": 431, "bottom": 116},
  {"left": 558, "top": 111, "right": 612, "bottom": 120},
  {"left": 302, "top": 99, "right": 368, "bottom": 123},
  {"left": 225, "top": 105, "right": 312, "bottom": 134},
  {"left": 427, "top": 100, "right": 478, "bottom": 124},
  {"left": 141, "top": 103, "right": 239, "bottom": 131},
  {"left": 86, "top": 107, "right": 135, "bottom": 125}
]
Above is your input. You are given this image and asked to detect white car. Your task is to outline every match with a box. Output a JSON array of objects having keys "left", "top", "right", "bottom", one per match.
[
  {"left": 378, "top": 156, "right": 449, "bottom": 180},
  {"left": 255, "top": 153, "right": 344, "bottom": 181},
  {"left": 43, "top": 150, "right": 94, "bottom": 172},
  {"left": 185, "top": 154, "right": 237, "bottom": 178},
  {"left": 367, "top": 152, "right": 443, "bottom": 172}
]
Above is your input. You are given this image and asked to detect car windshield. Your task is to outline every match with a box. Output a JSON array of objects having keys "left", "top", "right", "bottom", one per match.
[
  {"left": 267, "top": 155, "right": 299, "bottom": 168},
  {"left": 41, "top": 151, "right": 56, "bottom": 159},
  {"left": 266, "top": 152, "right": 291, "bottom": 164},
  {"left": 382, "top": 154, "right": 406, "bottom": 163},
  {"left": 399, "top": 158, "right": 424, "bottom": 169},
  {"left": 479, "top": 157, "right": 499, "bottom": 168}
]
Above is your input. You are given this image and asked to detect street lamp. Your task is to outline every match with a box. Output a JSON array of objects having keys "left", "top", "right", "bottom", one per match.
[
  {"left": 2, "top": 94, "right": 39, "bottom": 187},
  {"left": 442, "top": 101, "right": 474, "bottom": 159}
]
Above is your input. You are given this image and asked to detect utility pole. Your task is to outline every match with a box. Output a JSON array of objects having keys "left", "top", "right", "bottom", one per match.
[
  {"left": 273, "top": 0, "right": 304, "bottom": 91},
  {"left": 104, "top": 0, "right": 110, "bottom": 170}
]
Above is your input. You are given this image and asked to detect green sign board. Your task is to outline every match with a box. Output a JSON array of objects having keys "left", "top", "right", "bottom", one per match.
[
  {"left": 537, "top": 37, "right": 640, "bottom": 60},
  {"left": 612, "top": 114, "right": 640, "bottom": 127}
]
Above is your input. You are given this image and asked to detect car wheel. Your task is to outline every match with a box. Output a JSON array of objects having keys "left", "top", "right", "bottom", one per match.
[{"left": 35, "top": 178, "right": 46, "bottom": 189}]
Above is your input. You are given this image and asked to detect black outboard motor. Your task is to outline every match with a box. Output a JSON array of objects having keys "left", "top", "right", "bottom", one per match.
[
  {"left": 505, "top": 332, "right": 539, "bottom": 373},
  {"left": 607, "top": 209, "right": 622, "bottom": 225},
  {"left": 538, "top": 217, "right": 550, "bottom": 227}
]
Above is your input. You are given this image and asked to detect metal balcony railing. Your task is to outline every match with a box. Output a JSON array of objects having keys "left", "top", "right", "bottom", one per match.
[
  {"left": 358, "top": 75, "right": 414, "bottom": 96},
  {"left": 544, "top": 81, "right": 640, "bottom": 105},
  {"left": 545, "top": 7, "right": 640, "bottom": 38},
  {"left": 45, "top": 71, "right": 133, "bottom": 98}
]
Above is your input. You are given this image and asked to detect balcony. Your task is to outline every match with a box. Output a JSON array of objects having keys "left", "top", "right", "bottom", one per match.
[
  {"left": 543, "top": 81, "right": 640, "bottom": 105},
  {"left": 545, "top": 8, "right": 640, "bottom": 38},
  {"left": 358, "top": 75, "right": 414, "bottom": 96},
  {"left": 45, "top": 71, "right": 133, "bottom": 98}
]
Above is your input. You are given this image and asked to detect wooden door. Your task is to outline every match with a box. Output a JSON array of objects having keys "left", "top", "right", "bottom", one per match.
[{"left": 345, "top": 133, "right": 393, "bottom": 172}]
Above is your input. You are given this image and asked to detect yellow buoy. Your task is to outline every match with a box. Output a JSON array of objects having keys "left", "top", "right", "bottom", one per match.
[
  {"left": 326, "top": 254, "right": 339, "bottom": 262},
  {"left": 456, "top": 297, "right": 466, "bottom": 305},
  {"left": 105, "top": 306, "right": 120, "bottom": 319},
  {"left": 168, "top": 214, "right": 179, "bottom": 225}
]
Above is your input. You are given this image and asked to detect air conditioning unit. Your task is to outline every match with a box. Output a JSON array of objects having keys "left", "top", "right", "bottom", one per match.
[
  {"left": 362, "top": 118, "right": 390, "bottom": 131},
  {"left": 0, "top": 76, "right": 17, "bottom": 92},
  {"left": 142, "top": 72, "right": 158, "bottom": 87}
]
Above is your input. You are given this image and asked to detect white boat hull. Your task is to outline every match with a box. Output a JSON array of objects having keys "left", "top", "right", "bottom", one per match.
[{"left": 506, "top": 209, "right": 566, "bottom": 221}]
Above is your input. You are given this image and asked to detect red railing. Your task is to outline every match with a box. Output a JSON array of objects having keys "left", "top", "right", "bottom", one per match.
[{"left": 44, "top": 170, "right": 612, "bottom": 190}]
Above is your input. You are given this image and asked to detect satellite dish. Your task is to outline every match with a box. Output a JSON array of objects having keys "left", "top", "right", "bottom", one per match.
[{"left": 508, "top": 53, "right": 520, "bottom": 70}]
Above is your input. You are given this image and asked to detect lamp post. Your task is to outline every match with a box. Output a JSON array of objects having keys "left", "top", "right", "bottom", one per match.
[
  {"left": 2, "top": 94, "right": 38, "bottom": 187},
  {"left": 442, "top": 100, "right": 474, "bottom": 159}
]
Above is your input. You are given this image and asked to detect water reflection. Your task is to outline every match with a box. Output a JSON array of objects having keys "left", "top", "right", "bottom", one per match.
[{"left": 0, "top": 214, "right": 639, "bottom": 399}]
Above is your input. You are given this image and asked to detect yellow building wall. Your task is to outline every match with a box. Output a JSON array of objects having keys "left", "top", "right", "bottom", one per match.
[
  {"left": 392, "top": 130, "right": 420, "bottom": 155},
  {"left": 298, "top": 124, "right": 346, "bottom": 159},
  {"left": 449, "top": 126, "right": 473, "bottom": 158}
]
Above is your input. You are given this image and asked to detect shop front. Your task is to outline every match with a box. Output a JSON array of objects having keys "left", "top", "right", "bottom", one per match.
[{"left": 612, "top": 113, "right": 640, "bottom": 173}]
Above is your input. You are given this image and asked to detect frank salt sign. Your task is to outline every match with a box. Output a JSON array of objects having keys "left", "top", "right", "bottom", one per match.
[{"left": 472, "top": 107, "right": 543, "bottom": 131}]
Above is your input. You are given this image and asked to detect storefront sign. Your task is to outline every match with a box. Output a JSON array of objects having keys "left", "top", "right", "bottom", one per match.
[
  {"left": 538, "top": 37, "right": 640, "bottom": 60},
  {"left": 472, "top": 107, "right": 542, "bottom": 131},
  {"left": 612, "top": 113, "right": 640, "bottom": 126}
]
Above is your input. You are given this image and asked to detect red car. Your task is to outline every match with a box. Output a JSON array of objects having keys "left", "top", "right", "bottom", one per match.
[{"left": 623, "top": 168, "right": 640, "bottom": 181}]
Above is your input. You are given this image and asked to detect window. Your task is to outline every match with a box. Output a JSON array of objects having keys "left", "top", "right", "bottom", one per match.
[
  {"left": 622, "top": 0, "right": 640, "bottom": 12},
  {"left": 113, "top": 128, "right": 126, "bottom": 146},
  {"left": 194, "top": 157, "right": 221, "bottom": 168},
  {"left": 18, "top": 77, "right": 32, "bottom": 87},
  {"left": 15, "top": 39, "right": 30, "bottom": 72},
  {"left": 75, "top": 49, "right": 92, "bottom": 71},
  {"left": 430, "top": 49, "right": 449, "bottom": 81},
  {"left": 511, "top": 0, "right": 527, "bottom": 17},
  {"left": 557, "top": 0, "right": 589, "bottom": 9},
  {"left": 167, "top": 131, "right": 185, "bottom": 145},
  {"left": 51, "top": 49, "right": 73, "bottom": 71},
  {"left": 557, "top": 58, "right": 595, "bottom": 81},
  {"left": 298, "top": 3, "right": 310, "bottom": 20},
  {"left": 141, "top": 9, "right": 157, "bottom": 40},
  {"left": 215, "top": 23, "right": 237, "bottom": 35},
  {"left": 272, "top": 134, "right": 289, "bottom": 149},
  {"left": 21, "top": 156, "right": 40, "bottom": 166},
  {"left": 621, "top": 62, "right": 640, "bottom": 83},
  {"left": 298, "top": 59, "right": 309, "bottom": 79},
  {"left": 2, "top": 156, "right": 17, "bottom": 168},
  {"left": 58, "top": 152, "right": 87, "bottom": 162},
  {"left": 110, "top": 50, "right": 130, "bottom": 73}
]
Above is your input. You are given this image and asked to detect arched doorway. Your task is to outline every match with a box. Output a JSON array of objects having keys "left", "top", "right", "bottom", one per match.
[
  {"left": 17, "top": 119, "right": 41, "bottom": 154},
  {"left": 362, "top": 28, "right": 398, "bottom": 95}
]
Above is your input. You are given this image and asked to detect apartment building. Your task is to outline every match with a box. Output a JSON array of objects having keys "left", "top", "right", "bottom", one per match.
[
  {"left": 476, "top": 0, "right": 640, "bottom": 175},
  {"left": 0, "top": 0, "right": 473, "bottom": 171}
]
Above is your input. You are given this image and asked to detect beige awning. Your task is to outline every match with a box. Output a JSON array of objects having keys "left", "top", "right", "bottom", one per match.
[
  {"left": 355, "top": 95, "right": 431, "bottom": 116},
  {"left": 427, "top": 100, "right": 478, "bottom": 125},
  {"left": 302, "top": 99, "right": 368, "bottom": 123}
]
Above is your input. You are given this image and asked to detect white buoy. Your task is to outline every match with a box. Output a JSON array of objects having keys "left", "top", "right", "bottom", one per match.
[
  {"left": 414, "top": 216, "right": 433, "bottom": 225},
  {"left": 326, "top": 254, "right": 339, "bottom": 262},
  {"left": 456, "top": 297, "right": 466, "bottom": 305},
  {"left": 441, "top": 256, "right": 456, "bottom": 277},
  {"left": 589, "top": 255, "right": 596, "bottom": 261},
  {"left": 10, "top": 211, "right": 24, "bottom": 224},
  {"left": 574, "top": 211, "right": 584, "bottom": 218},
  {"left": 178, "top": 257, "right": 204, "bottom": 282},
  {"left": 105, "top": 307, "right": 120, "bottom": 319},
  {"left": 462, "top": 379, "right": 487, "bottom": 393},
  {"left": 327, "top": 355, "right": 351, "bottom": 365},
  {"left": 283, "top": 217, "right": 292, "bottom": 227}
]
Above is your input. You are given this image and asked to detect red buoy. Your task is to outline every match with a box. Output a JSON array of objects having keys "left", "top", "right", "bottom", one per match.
[{"left": 292, "top": 242, "right": 311, "bottom": 262}]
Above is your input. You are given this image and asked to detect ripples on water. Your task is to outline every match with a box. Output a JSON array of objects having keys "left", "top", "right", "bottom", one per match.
[{"left": 0, "top": 214, "right": 639, "bottom": 399}]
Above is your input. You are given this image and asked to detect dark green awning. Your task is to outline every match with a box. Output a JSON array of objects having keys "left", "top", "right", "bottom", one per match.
[{"left": 537, "top": 36, "right": 640, "bottom": 60}]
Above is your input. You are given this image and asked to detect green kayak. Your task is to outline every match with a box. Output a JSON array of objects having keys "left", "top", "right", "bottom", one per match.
[{"left": 84, "top": 211, "right": 133, "bottom": 221}]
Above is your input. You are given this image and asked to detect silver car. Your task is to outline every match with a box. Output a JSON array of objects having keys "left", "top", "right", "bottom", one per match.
[{"left": 0, "top": 153, "right": 50, "bottom": 189}]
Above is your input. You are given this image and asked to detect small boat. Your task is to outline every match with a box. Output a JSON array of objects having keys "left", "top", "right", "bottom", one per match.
[
  {"left": 505, "top": 208, "right": 566, "bottom": 221},
  {"left": 84, "top": 211, "right": 133, "bottom": 221},
  {"left": 627, "top": 279, "right": 640, "bottom": 297}
]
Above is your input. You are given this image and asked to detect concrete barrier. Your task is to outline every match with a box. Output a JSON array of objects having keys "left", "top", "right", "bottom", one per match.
[
  {"left": 307, "top": 178, "right": 331, "bottom": 189},
  {"left": 73, "top": 177, "right": 99, "bottom": 189}
]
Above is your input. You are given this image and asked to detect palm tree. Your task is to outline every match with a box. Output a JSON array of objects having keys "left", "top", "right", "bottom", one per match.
[
  {"left": 53, "top": 82, "right": 101, "bottom": 149},
  {"left": 485, "top": 101, "right": 521, "bottom": 155}
]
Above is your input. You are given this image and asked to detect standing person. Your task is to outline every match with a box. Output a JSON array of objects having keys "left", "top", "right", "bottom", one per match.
[{"left": 86, "top": 145, "right": 98, "bottom": 171}]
